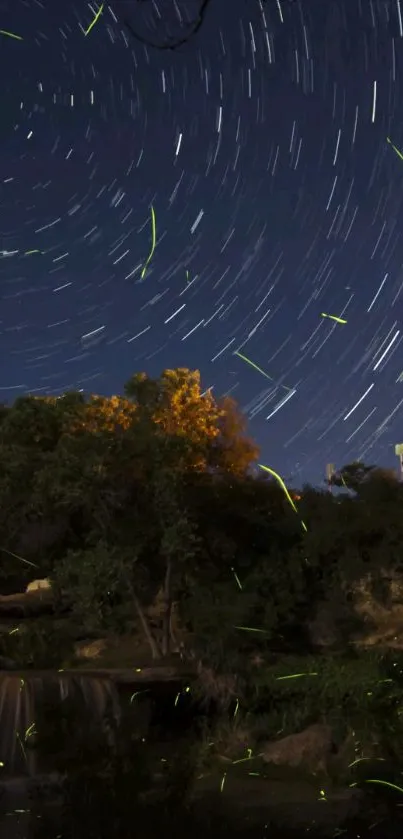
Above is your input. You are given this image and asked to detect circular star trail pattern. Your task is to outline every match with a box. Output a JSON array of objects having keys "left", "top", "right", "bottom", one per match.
[{"left": 1, "top": 0, "right": 403, "bottom": 485}]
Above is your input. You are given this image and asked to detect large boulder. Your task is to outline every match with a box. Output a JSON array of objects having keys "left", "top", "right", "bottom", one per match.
[
  {"left": 74, "top": 639, "right": 107, "bottom": 661},
  {"left": 26, "top": 578, "right": 51, "bottom": 593},
  {"left": 309, "top": 569, "right": 403, "bottom": 651},
  {"left": 0, "top": 580, "right": 53, "bottom": 617},
  {"left": 261, "top": 723, "right": 333, "bottom": 774},
  {"left": 351, "top": 571, "right": 403, "bottom": 649}
]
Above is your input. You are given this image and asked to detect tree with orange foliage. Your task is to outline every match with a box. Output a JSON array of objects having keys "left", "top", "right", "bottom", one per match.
[
  {"left": 124, "top": 368, "right": 259, "bottom": 475},
  {"left": 0, "top": 369, "right": 260, "bottom": 660}
]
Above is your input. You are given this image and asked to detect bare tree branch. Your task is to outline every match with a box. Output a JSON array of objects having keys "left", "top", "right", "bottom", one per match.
[
  {"left": 120, "top": 0, "right": 296, "bottom": 52},
  {"left": 121, "top": 0, "right": 213, "bottom": 51}
]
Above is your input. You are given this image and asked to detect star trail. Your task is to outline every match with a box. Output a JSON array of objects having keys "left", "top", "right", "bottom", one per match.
[{"left": 1, "top": 0, "right": 403, "bottom": 485}]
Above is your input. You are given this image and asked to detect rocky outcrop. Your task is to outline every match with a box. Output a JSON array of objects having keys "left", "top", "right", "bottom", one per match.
[
  {"left": 0, "top": 585, "right": 54, "bottom": 617},
  {"left": 74, "top": 639, "right": 108, "bottom": 660},
  {"left": 309, "top": 569, "right": 403, "bottom": 651},
  {"left": 351, "top": 571, "right": 403, "bottom": 649},
  {"left": 25, "top": 578, "right": 51, "bottom": 593},
  {"left": 261, "top": 723, "right": 334, "bottom": 774}
]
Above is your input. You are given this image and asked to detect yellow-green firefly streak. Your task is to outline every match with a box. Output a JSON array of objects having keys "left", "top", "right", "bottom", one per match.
[
  {"left": 141, "top": 206, "right": 156, "bottom": 279},
  {"left": 231, "top": 567, "right": 243, "bottom": 590},
  {"left": 84, "top": 3, "right": 104, "bottom": 36},
  {"left": 232, "top": 754, "right": 255, "bottom": 765},
  {"left": 348, "top": 757, "right": 386, "bottom": 769},
  {"left": 130, "top": 689, "right": 149, "bottom": 704},
  {"left": 24, "top": 250, "right": 41, "bottom": 255},
  {"left": 364, "top": 779, "right": 403, "bottom": 795},
  {"left": 234, "top": 351, "right": 293, "bottom": 393},
  {"left": 275, "top": 672, "right": 318, "bottom": 681},
  {"left": 387, "top": 136, "right": 403, "bottom": 163},
  {"left": 0, "top": 30, "right": 23, "bottom": 40},
  {"left": 321, "top": 313, "right": 347, "bottom": 324},
  {"left": 258, "top": 464, "right": 308, "bottom": 532},
  {"left": 25, "top": 723, "right": 36, "bottom": 740},
  {"left": 16, "top": 732, "right": 27, "bottom": 766},
  {"left": 235, "top": 351, "right": 274, "bottom": 381}
]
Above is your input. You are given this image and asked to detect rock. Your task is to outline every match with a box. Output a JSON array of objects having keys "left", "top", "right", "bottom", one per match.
[
  {"left": 25, "top": 578, "right": 51, "bottom": 593},
  {"left": 261, "top": 723, "right": 333, "bottom": 774},
  {"left": 309, "top": 570, "right": 403, "bottom": 651},
  {"left": 352, "top": 571, "right": 403, "bottom": 649},
  {"left": 74, "top": 639, "right": 107, "bottom": 660},
  {"left": 0, "top": 656, "right": 18, "bottom": 670},
  {"left": 0, "top": 579, "right": 53, "bottom": 618},
  {"left": 0, "top": 590, "right": 53, "bottom": 617}
]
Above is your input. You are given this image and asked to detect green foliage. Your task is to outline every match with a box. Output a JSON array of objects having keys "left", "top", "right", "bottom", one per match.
[
  {"left": 2, "top": 371, "right": 403, "bottom": 774},
  {"left": 245, "top": 651, "right": 403, "bottom": 759},
  {"left": 51, "top": 542, "right": 144, "bottom": 635},
  {"left": 0, "top": 617, "right": 75, "bottom": 668}
]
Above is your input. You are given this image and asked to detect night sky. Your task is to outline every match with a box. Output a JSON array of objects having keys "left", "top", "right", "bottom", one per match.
[{"left": 2, "top": 0, "right": 403, "bottom": 487}]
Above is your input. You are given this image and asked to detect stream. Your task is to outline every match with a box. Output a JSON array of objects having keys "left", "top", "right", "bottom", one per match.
[{"left": 0, "top": 671, "right": 402, "bottom": 838}]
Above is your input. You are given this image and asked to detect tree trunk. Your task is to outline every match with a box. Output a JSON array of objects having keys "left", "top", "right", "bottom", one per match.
[
  {"left": 162, "top": 557, "right": 172, "bottom": 657},
  {"left": 132, "top": 588, "right": 162, "bottom": 660},
  {"left": 169, "top": 604, "right": 179, "bottom": 651}
]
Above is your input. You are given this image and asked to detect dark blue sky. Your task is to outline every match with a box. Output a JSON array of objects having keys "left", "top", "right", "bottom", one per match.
[{"left": 1, "top": 0, "right": 403, "bottom": 487}]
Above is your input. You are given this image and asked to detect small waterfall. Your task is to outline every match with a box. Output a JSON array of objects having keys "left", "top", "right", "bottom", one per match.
[{"left": 0, "top": 672, "right": 121, "bottom": 778}]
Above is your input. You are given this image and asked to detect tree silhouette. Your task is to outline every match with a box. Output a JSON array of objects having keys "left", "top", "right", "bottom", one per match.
[{"left": 328, "top": 461, "right": 376, "bottom": 493}]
